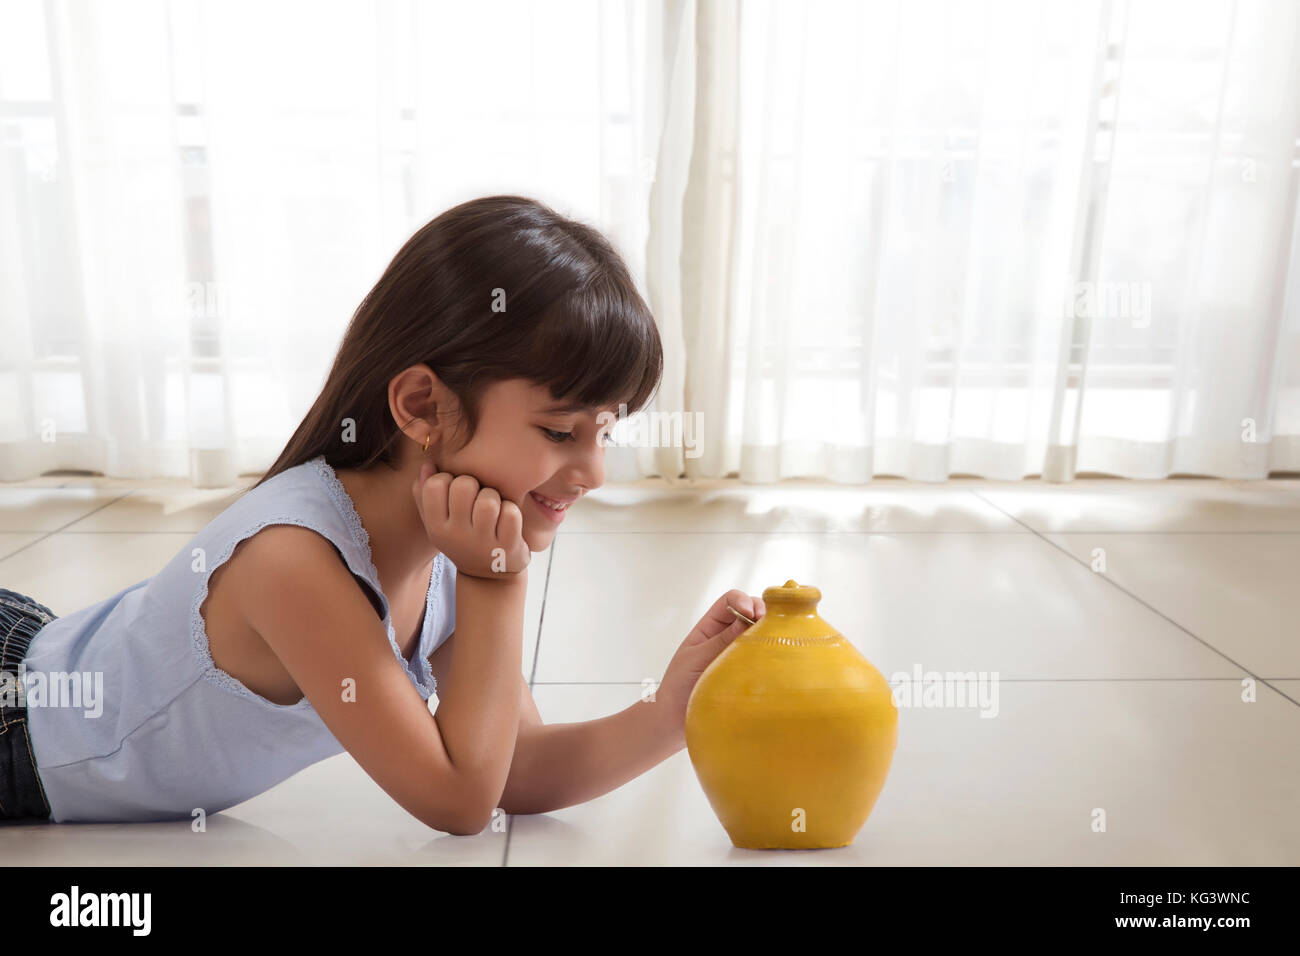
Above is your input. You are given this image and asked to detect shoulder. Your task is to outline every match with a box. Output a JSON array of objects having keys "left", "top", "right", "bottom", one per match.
[
  {"left": 217, "top": 524, "right": 368, "bottom": 624},
  {"left": 223, "top": 523, "right": 342, "bottom": 574}
]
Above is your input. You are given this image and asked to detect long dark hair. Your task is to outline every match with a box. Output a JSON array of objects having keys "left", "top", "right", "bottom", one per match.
[{"left": 249, "top": 195, "right": 664, "bottom": 490}]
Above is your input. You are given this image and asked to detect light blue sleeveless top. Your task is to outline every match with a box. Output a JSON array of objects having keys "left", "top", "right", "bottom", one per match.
[{"left": 22, "top": 454, "right": 456, "bottom": 823}]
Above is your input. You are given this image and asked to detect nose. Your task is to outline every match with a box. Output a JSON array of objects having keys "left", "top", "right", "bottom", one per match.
[{"left": 565, "top": 433, "right": 606, "bottom": 493}]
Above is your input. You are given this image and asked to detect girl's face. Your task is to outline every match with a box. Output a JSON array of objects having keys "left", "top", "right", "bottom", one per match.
[{"left": 431, "top": 378, "right": 617, "bottom": 553}]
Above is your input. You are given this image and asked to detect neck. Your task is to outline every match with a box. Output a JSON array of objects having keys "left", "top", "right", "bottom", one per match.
[{"left": 334, "top": 456, "right": 440, "bottom": 587}]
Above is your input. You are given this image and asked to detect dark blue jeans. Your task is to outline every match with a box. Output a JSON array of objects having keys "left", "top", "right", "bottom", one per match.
[{"left": 0, "top": 587, "right": 55, "bottom": 822}]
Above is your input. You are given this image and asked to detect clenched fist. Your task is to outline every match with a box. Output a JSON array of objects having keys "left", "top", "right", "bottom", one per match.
[{"left": 411, "top": 462, "right": 531, "bottom": 580}]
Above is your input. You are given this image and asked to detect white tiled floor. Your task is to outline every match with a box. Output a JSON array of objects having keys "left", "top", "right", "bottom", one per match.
[{"left": 2, "top": 474, "right": 1297, "bottom": 865}]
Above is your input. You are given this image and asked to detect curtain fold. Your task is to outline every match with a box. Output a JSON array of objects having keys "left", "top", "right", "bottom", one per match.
[{"left": 629, "top": 0, "right": 693, "bottom": 485}]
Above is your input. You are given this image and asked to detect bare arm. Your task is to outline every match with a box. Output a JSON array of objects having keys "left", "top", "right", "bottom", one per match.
[
  {"left": 431, "top": 569, "right": 528, "bottom": 826},
  {"left": 427, "top": 640, "right": 681, "bottom": 817},
  {"left": 231, "top": 526, "right": 500, "bottom": 834},
  {"left": 407, "top": 466, "right": 533, "bottom": 829},
  {"left": 496, "top": 695, "right": 684, "bottom": 815}
]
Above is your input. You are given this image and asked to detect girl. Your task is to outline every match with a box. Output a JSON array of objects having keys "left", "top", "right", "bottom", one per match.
[{"left": 2, "top": 195, "right": 765, "bottom": 831}]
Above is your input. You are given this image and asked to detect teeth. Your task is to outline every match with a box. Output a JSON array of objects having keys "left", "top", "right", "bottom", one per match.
[{"left": 532, "top": 492, "right": 568, "bottom": 511}]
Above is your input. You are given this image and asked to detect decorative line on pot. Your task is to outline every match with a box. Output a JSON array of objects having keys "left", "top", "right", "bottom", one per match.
[{"left": 744, "top": 633, "right": 843, "bottom": 647}]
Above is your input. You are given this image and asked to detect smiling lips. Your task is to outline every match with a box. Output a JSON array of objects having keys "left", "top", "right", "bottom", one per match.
[{"left": 529, "top": 490, "right": 575, "bottom": 522}]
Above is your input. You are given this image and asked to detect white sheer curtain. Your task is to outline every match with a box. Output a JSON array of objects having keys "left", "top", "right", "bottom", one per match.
[
  {"left": 663, "top": 0, "right": 1300, "bottom": 481},
  {"left": 2, "top": 0, "right": 1299, "bottom": 485},
  {"left": 0, "top": 0, "right": 673, "bottom": 484}
]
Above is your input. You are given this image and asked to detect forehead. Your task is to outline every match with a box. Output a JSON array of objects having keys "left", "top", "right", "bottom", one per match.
[{"left": 505, "top": 379, "right": 621, "bottom": 416}]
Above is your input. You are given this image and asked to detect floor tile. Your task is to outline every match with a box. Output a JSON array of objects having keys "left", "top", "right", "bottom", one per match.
[
  {"left": 535, "top": 532, "right": 1244, "bottom": 684},
  {"left": 1042, "top": 533, "right": 1300, "bottom": 677},
  {"left": 1, "top": 751, "right": 505, "bottom": 865},
  {"left": 0, "top": 532, "right": 46, "bottom": 563},
  {"left": 0, "top": 532, "right": 187, "bottom": 615},
  {"left": 1268, "top": 680, "right": 1299, "bottom": 706},
  {"left": 970, "top": 479, "right": 1300, "bottom": 532},
  {"left": 0, "top": 487, "right": 135, "bottom": 533},
  {"left": 59, "top": 487, "right": 249, "bottom": 533},
  {"left": 564, "top": 482, "right": 1021, "bottom": 533}
]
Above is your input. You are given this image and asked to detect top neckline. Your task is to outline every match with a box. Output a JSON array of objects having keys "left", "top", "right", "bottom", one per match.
[{"left": 308, "top": 455, "right": 439, "bottom": 680}]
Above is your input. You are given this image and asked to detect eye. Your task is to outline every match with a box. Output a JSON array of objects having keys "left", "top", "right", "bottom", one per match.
[{"left": 542, "top": 427, "right": 574, "bottom": 443}]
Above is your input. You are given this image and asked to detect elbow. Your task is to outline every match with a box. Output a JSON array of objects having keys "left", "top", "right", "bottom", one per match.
[
  {"left": 426, "top": 780, "right": 500, "bottom": 836},
  {"left": 441, "top": 820, "right": 484, "bottom": 837},
  {"left": 421, "top": 804, "right": 488, "bottom": 836},
  {"left": 444, "top": 801, "right": 497, "bottom": 836}
]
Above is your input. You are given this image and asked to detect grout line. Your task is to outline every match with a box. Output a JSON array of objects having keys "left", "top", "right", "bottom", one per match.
[
  {"left": 503, "top": 534, "right": 557, "bottom": 867},
  {"left": 528, "top": 539, "right": 554, "bottom": 690},
  {"left": 965, "top": 488, "right": 1299, "bottom": 710},
  {"left": 0, "top": 491, "right": 139, "bottom": 565}
]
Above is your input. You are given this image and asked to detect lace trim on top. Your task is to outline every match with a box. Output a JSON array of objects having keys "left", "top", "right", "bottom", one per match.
[
  {"left": 419, "top": 557, "right": 441, "bottom": 696},
  {"left": 190, "top": 516, "right": 319, "bottom": 710},
  {"left": 310, "top": 455, "right": 440, "bottom": 700}
]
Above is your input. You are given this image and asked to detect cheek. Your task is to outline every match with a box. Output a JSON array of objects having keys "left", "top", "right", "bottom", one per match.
[
  {"left": 520, "top": 503, "right": 562, "bottom": 541},
  {"left": 516, "top": 490, "right": 543, "bottom": 521}
]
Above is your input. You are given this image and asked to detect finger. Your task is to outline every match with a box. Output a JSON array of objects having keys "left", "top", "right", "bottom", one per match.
[
  {"left": 412, "top": 470, "right": 427, "bottom": 522},
  {"left": 752, "top": 595, "right": 766, "bottom": 619},
  {"left": 414, "top": 469, "right": 441, "bottom": 525},
  {"left": 497, "top": 499, "right": 523, "bottom": 546},
  {"left": 737, "top": 593, "right": 758, "bottom": 620},
  {"left": 472, "top": 486, "right": 501, "bottom": 531},
  {"left": 424, "top": 472, "right": 452, "bottom": 525},
  {"left": 715, "top": 588, "right": 747, "bottom": 620},
  {"left": 718, "top": 615, "right": 748, "bottom": 641},
  {"left": 447, "top": 474, "right": 479, "bottom": 523}
]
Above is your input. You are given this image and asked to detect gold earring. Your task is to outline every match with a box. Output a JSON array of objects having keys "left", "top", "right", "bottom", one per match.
[{"left": 423, "top": 434, "right": 431, "bottom": 452}]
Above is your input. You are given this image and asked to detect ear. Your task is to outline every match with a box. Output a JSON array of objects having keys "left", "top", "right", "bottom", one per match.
[{"left": 389, "top": 364, "right": 455, "bottom": 451}]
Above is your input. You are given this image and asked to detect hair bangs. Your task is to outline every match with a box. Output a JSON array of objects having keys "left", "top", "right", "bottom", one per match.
[{"left": 527, "top": 270, "right": 663, "bottom": 420}]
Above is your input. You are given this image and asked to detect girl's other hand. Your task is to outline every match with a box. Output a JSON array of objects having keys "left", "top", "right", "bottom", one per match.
[{"left": 412, "top": 461, "right": 531, "bottom": 580}]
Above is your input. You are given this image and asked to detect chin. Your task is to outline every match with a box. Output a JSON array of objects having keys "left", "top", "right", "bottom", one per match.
[{"left": 524, "top": 527, "right": 556, "bottom": 552}]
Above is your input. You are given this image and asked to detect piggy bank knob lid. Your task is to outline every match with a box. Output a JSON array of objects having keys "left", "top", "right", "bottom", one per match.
[{"left": 762, "top": 579, "right": 822, "bottom": 607}]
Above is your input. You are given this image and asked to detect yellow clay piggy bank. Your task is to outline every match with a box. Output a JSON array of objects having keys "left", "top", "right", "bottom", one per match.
[{"left": 684, "top": 579, "right": 899, "bottom": 849}]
